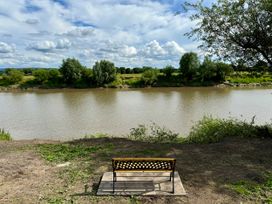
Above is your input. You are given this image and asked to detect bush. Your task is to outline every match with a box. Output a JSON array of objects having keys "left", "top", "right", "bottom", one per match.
[
  {"left": 2, "top": 70, "right": 23, "bottom": 85},
  {"left": 93, "top": 60, "right": 116, "bottom": 86},
  {"left": 141, "top": 69, "right": 159, "bottom": 85},
  {"left": 33, "top": 69, "right": 50, "bottom": 83},
  {"left": 186, "top": 116, "right": 261, "bottom": 143},
  {"left": 128, "top": 122, "right": 179, "bottom": 143},
  {"left": 48, "top": 69, "right": 60, "bottom": 80},
  {"left": 0, "top": 128, "right": 12, "bottom": 141}
]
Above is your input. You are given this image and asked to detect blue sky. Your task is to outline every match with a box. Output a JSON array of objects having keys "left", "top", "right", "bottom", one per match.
[{"left": 0, "top": 0, "right": 215, "bottom": 68}]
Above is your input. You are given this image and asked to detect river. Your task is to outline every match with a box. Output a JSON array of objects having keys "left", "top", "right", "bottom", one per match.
[{"left": 0, "top": 87, "right": 271, "bottom": 140}]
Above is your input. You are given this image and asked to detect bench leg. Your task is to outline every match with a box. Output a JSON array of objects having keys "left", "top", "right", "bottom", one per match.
[
  {"left": 113, "top": 172, "right": 116, "bottom": 194},
  {"left": 172, "top": 171, "right": 175, "bottom": 193}
]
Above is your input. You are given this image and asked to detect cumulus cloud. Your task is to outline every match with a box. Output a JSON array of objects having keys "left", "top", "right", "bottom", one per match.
[
  {"left": 28, "top": 38, "right": 71, "bottom": 52},
  {"left": 56, "top": 38, "right": 71, "bottom": 49},
  {"left": 28, "top": 41, "right": 56, "bottom": 52},
  {"left": 0, "top": 42, "right": 15, "bottom": 53},
  {"left": 120, "top": 45, "right": 137, "bottom": 57},
  {"left": 64, "top": 28, "right": 95, "bottom": 37},
  {"left": 141, "top": 40, "right": 185, "bottom": 60},
  {"left": 0, "top": 0, "right": 201, "bottom": 68}
]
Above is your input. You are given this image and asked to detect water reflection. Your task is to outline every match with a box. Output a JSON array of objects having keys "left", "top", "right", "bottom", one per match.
[{"left": 0, "top": 87, "right": 271, "bottom": 140}]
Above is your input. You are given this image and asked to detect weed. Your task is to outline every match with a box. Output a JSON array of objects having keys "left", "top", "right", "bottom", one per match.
[{"left": 0, "top": 128, "right": 12, "bottom": 141}]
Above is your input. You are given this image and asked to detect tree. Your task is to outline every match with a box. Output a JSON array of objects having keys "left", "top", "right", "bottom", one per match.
[
  {"left": 59, "top": 58, "right": 85, "bottom": 84},
  {"left": 179, "top": 52, "right": 200, "bottom": 80},
  {"left": 162, "top": 65, "right": 175, "bottom": 78},
  {"left": 186, "top": 0, "right": 272, "bottom": 67},
  {"left": 33, "top": 69, "right": 50, "bottom": 83},
  {"left": 199, "top": 57, "right": 217, "bottom": 82},
  {"left": 2, "top": 70, "right": 23, "bottom": 84},
  {"left": 93, "top": 60, "right": 116, "bottom": 85},
  {"left": 48, "top": 69, "right": 60, "bottom": 80},
  {"left": 141, "top": 69, "right": 159, "bottom": 85}
]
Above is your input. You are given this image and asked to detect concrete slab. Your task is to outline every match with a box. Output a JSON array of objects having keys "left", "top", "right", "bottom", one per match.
[{"left": 97, "top": 171, "right": 186, "bottom": 196}]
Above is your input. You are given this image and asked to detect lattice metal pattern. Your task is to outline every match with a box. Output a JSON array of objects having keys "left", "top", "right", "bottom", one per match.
[{"left": 113, "top": 160, "right": 174, "bottom": 171}]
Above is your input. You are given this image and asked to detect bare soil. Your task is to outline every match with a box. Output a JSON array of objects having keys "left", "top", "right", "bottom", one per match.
[{"left": 0, "top": 138, "right": 271, "bottom": 203}]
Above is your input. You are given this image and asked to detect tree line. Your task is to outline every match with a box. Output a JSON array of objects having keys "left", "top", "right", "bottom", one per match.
[{"left": 0, "top": 52, "right": 271, "bottom": 88}]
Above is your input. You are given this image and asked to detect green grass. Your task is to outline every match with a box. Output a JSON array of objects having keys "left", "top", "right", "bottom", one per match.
[
  {"left": 0, "top": 128, "right": 12, "bottom": 141},
  {"left": 37, "top": 144, "right": 103, "bottom": 162},
  {"left": 228, "top": 172, "right": 272, "bottom": 203}
]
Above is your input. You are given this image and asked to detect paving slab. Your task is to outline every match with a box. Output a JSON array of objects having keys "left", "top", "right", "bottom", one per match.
[{"left": 97, "top": 171, "right": 186, "bottom": 196}]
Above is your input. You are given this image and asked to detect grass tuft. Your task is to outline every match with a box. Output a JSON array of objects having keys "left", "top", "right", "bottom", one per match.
[{"left": 0, "top": 128, "right": 12, "bottom": 141}]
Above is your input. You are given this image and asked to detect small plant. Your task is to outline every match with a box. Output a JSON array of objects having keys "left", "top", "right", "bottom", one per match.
[
  {"left": 0, "top": 128, "right": 12, "bottom": 141},
  {"left": 128, "top": 122, "right": 179, "bottom": 143}
]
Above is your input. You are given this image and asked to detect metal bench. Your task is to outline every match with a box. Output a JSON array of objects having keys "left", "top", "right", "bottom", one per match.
[{"left": 112, "top": 157, "right": 176, "bottom": 193}]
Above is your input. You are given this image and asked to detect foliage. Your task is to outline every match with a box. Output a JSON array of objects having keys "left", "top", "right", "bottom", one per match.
[
  {"left": 128, "top": 122, "right": 179, "bottom": 143},
  {"left": 199, "top": 57, "right": 217, "bottom": 82},
  {"left": 48, "top": 69, "right": 60, "bottom": 80},
  {"left": 92, "top": 60, "right": 116, "bottom": 86},
  {"left": 228, "top": 172, "right": 272, "bottom": 203},
  {"left": 33, "top": 69, "right": 50, "bottom": 83},
  {"left": 186, "top": 0, "right": 272, "bottom": 66},
  {"left": 162, "top": 65, "right": 176, "bottom": 78},
  {"left": 59, "top": 58, "right": 85, "bottom": 84},
  {"left": 179, "top": 52, "right": 200, "bottom": 80},
  {"left": 141, "top": 69, "right": 159, "bottom": 85},
  {"left": 0, "top": 128, "right": 12, "bottom": 141},
  {"left": 227, "top": 71, "right": 272, "bottom": 84},
  {"left": 186, "top": 116, "right": 265, "bottom": 144},
  {"left": 2, "top": 70, "right": 23, "bottom": 85}
]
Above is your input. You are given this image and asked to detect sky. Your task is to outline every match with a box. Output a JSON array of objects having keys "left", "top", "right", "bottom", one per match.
[{"left": 0, "top": 0, "right": 215, "bottom": 68}]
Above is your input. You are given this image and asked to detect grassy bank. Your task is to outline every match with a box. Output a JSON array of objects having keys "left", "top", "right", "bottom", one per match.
[{"left": 1, "top": 117, "right": 271, "bottom": 203}]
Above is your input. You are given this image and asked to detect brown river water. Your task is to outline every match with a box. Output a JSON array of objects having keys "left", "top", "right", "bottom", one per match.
[{"left": 0, "top": 87, "right": 272, "bottom": 140}]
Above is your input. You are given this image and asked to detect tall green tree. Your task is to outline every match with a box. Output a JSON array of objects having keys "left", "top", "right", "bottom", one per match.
[
  {"left": 93, "top": 60, "right": 116, "bottom": 86},
  {"left": 179, "top": 52, "right": 200, "bottom": 80},
  {"left": 199, "top": 57, "right": 217, "bottom": 82},
  {"left": 59, "top": 58, "right": 85, "bottom": 84},
  {"left": 186, "top": 0, "right": 272, "bottom": 66}
]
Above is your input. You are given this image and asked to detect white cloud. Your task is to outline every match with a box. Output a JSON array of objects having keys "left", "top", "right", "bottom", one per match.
[
  {"left": 0, "top": 0, "right": 201, "bottom": 68},
  {"left": 0, "top": 42, "right": 15, "bottom": 53},
  {"left": 121, "top": 45, "right": 137, "bottom": 57},
  {"left": 28, "top": 41, "right": 56, "bottom": 52},
  {"left": 56, "top": 38, "right": 71, "bottom": 49}
]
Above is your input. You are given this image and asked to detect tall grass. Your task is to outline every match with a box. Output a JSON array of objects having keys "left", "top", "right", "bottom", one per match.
[
  {"left": 186, "top": 116, "right": 271, "bottom": 143},
  {"left": 127, "top": 116, "right": 272, "bottom": 144},
  {"left": 0, "top": 128, "right": 12, "bottom": 141}
]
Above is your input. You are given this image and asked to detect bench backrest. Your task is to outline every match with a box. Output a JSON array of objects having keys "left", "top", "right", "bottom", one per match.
[{"left": 112, "top": 158, "right": 176, "bottom": 172}]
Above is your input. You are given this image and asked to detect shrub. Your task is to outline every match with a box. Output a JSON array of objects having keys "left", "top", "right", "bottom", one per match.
[
  {"left": 48, "top": 69, "right": 60, "bottom": 80},
  {"left": 0, "top": 128, "right": 12, "bottom": 141},
  {"left": 2, "top": 70, "right": 23, "bottom": 85},
  {"left": 141, "top": 69, "right": 159, "bottom": 85},
  {"left": 33, "top": 69, "right": 50, "bottom": 83},
  {"left": 186, "top": 116, "right": 260, "bottom": 143},
  {"left": 128, "top": 122, "right": 179, "bottom": 143}
]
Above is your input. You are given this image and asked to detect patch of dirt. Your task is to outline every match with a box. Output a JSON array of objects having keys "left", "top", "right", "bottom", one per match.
[{"left": 0, "top": 138, "right": 271, "bottom": 203}]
